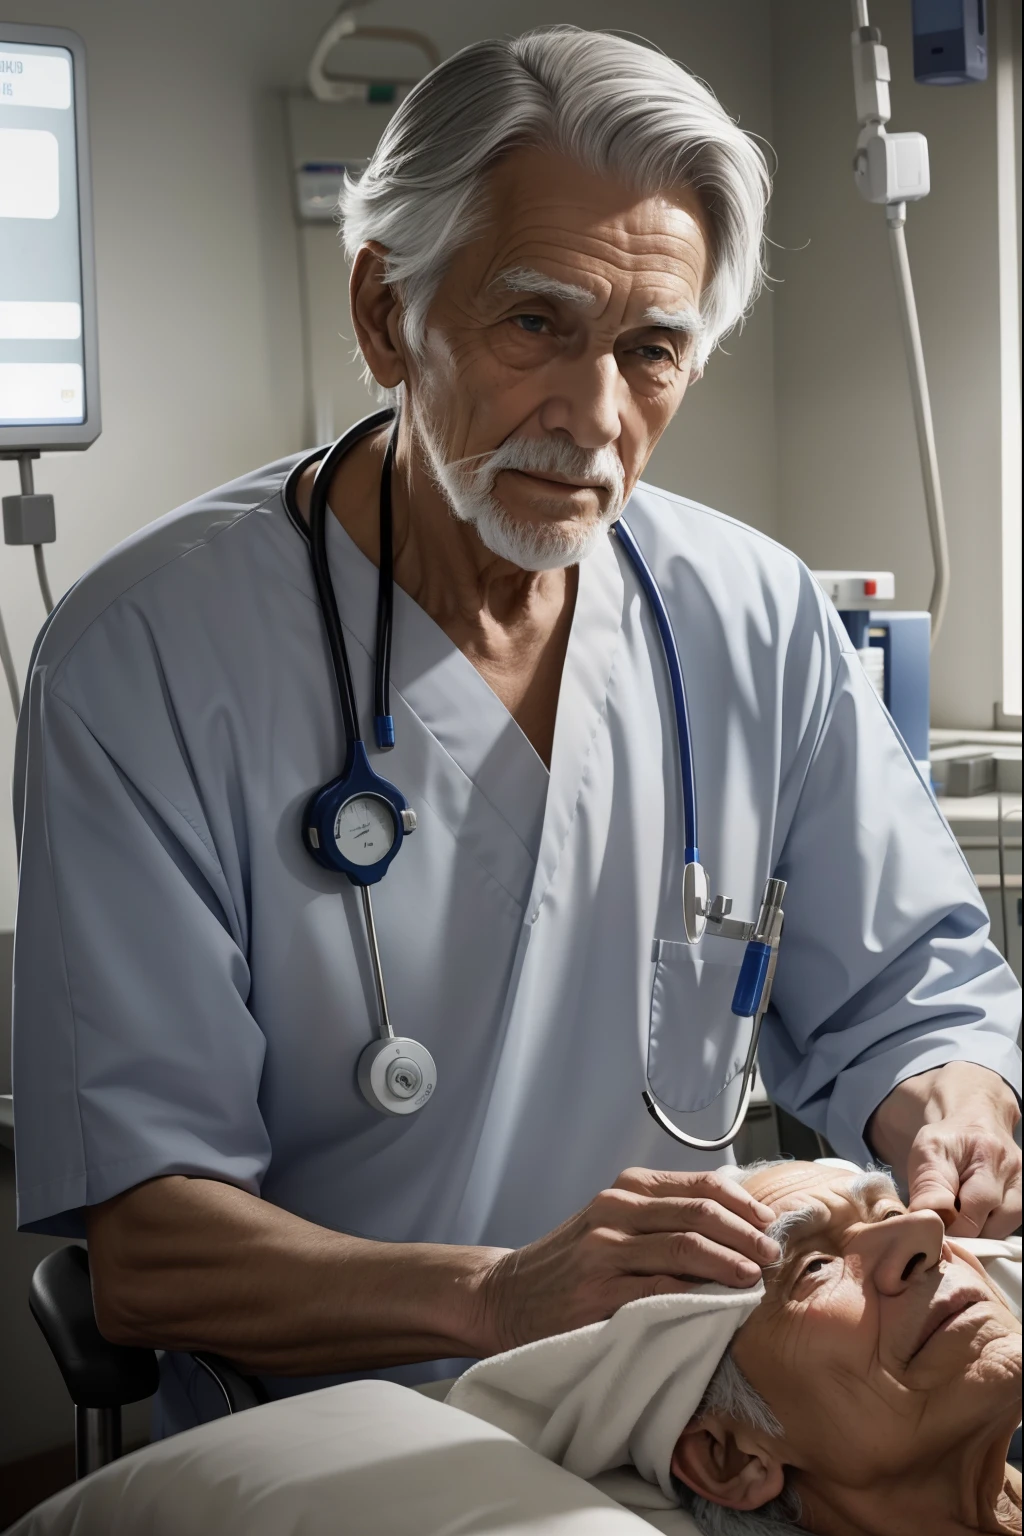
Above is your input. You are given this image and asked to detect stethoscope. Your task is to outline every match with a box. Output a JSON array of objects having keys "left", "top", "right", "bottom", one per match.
[{"left": 287, "top": 410, "right": 786, "bottom": 1150}]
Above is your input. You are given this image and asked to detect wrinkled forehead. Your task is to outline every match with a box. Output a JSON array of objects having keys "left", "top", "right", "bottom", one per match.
[
  {"left": 742, "top": 1161, "right": 898, "bottom": 1218},
  {"left": 465, "top": 148, "right": 710, "bottom": 306}
]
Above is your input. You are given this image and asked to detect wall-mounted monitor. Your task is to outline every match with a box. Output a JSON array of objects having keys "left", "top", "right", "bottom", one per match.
[{"left": 0, "top": 25, "right": 100, "bottom": 453}]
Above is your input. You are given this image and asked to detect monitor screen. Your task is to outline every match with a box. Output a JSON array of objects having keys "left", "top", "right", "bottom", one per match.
[{"left": 0, "top": 27, "right": 99, "bottom": 449}]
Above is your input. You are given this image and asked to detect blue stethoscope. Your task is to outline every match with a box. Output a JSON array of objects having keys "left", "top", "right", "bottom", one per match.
[{"left": 288, "top": 411, "right": 785, "bottom": 1150}]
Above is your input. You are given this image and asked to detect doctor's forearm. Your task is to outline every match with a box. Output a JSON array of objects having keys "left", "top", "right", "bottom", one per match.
[{"left": 86, "top": 1175, "right": 503, "bottom": 1374}]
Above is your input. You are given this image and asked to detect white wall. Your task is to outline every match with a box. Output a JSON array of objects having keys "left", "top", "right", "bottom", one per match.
[
  {"left": 0, "top": 0, "right": 775, "bottom": 1472},
  {"left": 770, "top": 0, "right": 1013, "bottom": 728}
]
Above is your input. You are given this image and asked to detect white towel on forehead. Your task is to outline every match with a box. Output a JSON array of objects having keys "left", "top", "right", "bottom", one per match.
[{"left": 445, "top": 1281, "right": 764, "bottom": 1500}]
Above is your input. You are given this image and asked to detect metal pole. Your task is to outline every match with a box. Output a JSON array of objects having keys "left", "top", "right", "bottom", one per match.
[
  {"left": 16, "top": 455, "right": 56, "bottom": 615},
  {"left": 75, "top": 1405, "right": 121, "bottom": 1478},
  {"left": 359, "top": 885, "right": 395, "bottom": 1040}
]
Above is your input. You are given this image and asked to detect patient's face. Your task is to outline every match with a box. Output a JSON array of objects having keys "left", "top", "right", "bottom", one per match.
[{"left": 732, "top": 1163, "right": 1021, "bottom": 1485}]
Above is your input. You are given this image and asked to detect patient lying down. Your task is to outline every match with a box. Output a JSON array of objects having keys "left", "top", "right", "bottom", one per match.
[{"left": 671, "top": 1161, "right": 1022, "bottom": 1536}]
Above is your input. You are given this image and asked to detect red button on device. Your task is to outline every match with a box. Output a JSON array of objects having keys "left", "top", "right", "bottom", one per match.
[{"left": 863, "top": 579, "right": 877, "bottom": 596}]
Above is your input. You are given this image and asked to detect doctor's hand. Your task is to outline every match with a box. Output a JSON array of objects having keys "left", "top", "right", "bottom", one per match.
[
  {"left": 868, "top": 1062, "right": 1022, "bottom": 1238},
  {"left": 475, "top": 1168, "right": 779, "bottom": 1355}
]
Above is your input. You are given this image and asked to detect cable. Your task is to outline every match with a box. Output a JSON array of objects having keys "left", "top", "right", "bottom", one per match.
[
  {"left": 997, "top": 802, "right": 1022, "bottom": 965},
  {"left": 996, "top": 793, "right": 1008, "bottom": 958},
  {"left": 34, "top": 544, "right": 54, "bottom": 614},
  {"left": 886, "top": 209, "right": 951, "bottom": 648},
  {"left": 0, "top": 604, "right": 20, "bottom": 718},
  {"left": 851, "top": 2, "right": 950, "bottom": 648}
]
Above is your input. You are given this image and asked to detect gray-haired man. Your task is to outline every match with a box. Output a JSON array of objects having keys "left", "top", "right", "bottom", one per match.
[{"left": 13, "top": 28, "right": 1020, "bottom": 1434}]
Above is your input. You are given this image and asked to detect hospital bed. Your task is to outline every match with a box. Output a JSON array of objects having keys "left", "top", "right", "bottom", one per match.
[
  {"left": 20, "top": 1222, "right": 1020, "bottom": 1535},
  {"left": 20, "top": 1245, "right": 696, "bottom": 1535}
]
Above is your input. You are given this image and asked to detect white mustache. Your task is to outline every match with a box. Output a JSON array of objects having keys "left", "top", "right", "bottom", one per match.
[{"left": 452, "top": 436, "right": 625, "bottom": 502}]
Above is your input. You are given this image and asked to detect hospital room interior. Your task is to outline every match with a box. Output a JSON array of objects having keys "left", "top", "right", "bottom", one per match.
[{"left": 0, "top": 0, "right": 1021, "bottom": 1530}]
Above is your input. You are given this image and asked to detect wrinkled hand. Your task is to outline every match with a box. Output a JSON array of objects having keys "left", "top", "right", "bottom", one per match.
[
  {"left": 477, "top": 1168, "right": 779, "bottom": 1355},
  {"left": 869, "top": 1063, "right": 1022, "bottom": 1237}
]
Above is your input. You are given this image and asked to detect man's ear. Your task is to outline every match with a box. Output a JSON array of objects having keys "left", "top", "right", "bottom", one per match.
[
  {"left": 349, "top": 242, "right": 408, "bottom": 393},
  {"left": 671, "top": 1416, "right": 786, "bottom": 1513}
]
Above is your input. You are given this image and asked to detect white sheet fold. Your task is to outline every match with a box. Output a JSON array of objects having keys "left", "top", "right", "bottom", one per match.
[{"left": 446, "top": 1282, "right": 763, "bottom": 1500}]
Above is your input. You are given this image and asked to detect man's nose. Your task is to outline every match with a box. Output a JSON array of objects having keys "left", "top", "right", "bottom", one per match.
[
  {"left": 540, "top": 351, "right": 622, "bottom": 450},
  {"left": 856, "top": 1209, "right": 946, "bottom": 1294}
]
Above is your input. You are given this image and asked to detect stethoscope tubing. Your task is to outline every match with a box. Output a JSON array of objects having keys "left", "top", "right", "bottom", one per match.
[
  {"left": 307, "top": 433, "right": 368, "bottom": 752},
  {"left": 298, "top": 409, "right": 398, "bottom": 756},
  {"left": 290, "top": 414, "right": 773, "bottom": 1149},
  {"left": 612, "top": 520, "right": 699, "bottom": 863}
]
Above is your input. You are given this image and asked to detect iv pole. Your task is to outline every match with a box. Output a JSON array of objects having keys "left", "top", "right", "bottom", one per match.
[{"left": 850, "top": 0, "right": 951, "bottom": 647}]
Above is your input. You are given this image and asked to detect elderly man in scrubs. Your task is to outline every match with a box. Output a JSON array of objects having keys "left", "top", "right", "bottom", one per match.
[{"left": 12, "top": 28, "right": 1021, "bottom": 1432}]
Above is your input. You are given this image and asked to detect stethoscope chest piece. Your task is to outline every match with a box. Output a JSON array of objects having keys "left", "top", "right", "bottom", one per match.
[
  {"left": 358, "top": 1035, "right": 438, "bottom": 1116},
  {"left": 304, "top": 741, "right": 416, "bottom": 886}
]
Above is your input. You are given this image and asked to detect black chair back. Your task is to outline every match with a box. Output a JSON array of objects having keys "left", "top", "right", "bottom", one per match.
[{"left": 30, "top": 1245, "right": 267, "bottom": 1478}]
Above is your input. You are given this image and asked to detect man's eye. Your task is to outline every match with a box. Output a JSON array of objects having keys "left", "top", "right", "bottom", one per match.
[
  {"left": 635, "top": 344, "right": 673, "bottom": 363},
  {"left": 512, "top": 314, "right": 548, "bottom": 334},
  {"left": 798, "top": 1256, "right": 833, "bottom": 1280}
]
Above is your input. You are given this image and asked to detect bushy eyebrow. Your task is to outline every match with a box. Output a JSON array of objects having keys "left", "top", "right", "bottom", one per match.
[
  {"left": 765, "top": 1205, "right": 823, "bottom": 1261},
  {"left": 643, "top": 303, "right": 704, "bottom": 340},
  {"left": 847, "top": 1170, "right": 900, "bottom": 1205},
  {"left": 766, "top": 1173, "right": 903, "bottom": 1267},
  {"left": 492, "top": 270, "right": 703, "bottom": 345},
  {"left": 494, "top": 266, "right": 596, "bottom": 308}
]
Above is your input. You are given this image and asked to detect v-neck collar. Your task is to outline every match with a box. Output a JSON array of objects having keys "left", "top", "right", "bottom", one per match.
[
  {"left": 324, "top": 511, "right": 550, "bottom": 862},
  {"left": 523, "top": 529, "right": 625, "bottom": 922},
  {"left": 290, "top": 413, "right": 627, "bottom": 887}
]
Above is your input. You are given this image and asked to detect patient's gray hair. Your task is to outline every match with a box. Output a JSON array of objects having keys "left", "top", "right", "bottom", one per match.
[
  {"left": 340, "top": 26, "right": 770, "bottom": 389},
  {"left": 675, "top": 1159, "right": 899, "bottom": 1534},
  {"left": 674, "top": 1165, "right": 805, "bottom": 1531},
  {"left": 672, "top": 1330, "right": 803, "bottom": 1535}
]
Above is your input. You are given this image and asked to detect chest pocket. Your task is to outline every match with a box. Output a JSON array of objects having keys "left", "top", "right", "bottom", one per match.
[{"left": 647, "top": 936, "right": 754, "bottom": 1114}]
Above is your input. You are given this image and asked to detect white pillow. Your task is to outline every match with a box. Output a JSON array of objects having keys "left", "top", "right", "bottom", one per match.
[{"left": 7, "top": 1379, "right": 660, "bottom": 1536}]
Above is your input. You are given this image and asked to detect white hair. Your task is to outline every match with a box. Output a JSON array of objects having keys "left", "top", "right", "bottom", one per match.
[
  {"left": 674, "top": 1159, "right": 898, "bottom": 1534},
  {"left": 672, "top": 1163, "right": 806, "bottom": 1532},
  {"left": 340, "top": 26, "right": 770, "bottom": 392},
  {"left": 673, "top": 1348, "right": 804, "bottom": 1536}
]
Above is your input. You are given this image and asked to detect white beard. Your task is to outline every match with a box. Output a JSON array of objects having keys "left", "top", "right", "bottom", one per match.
[{"left": 416, "top": 419, "right": 627, "bottom": 572}]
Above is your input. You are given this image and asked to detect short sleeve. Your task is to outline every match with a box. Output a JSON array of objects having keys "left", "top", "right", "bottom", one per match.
[{"left": 13, "top": 666, "right": 270, "bottom": 1236}]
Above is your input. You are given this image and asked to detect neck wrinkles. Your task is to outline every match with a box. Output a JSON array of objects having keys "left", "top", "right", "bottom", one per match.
[{"left": 794, "top": 1433, "right": 1021, "bottom": 1536}]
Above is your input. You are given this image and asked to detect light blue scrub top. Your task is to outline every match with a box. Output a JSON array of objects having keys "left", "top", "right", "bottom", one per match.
[{"left": 12, "top": 414, "right": 1021, "bottom": 1416}]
